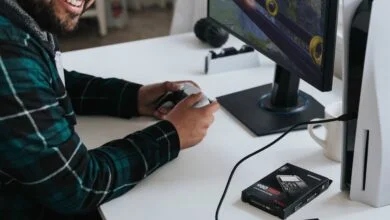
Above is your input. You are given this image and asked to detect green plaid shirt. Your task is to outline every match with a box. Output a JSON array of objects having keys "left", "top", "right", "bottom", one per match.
[{"left": 0, "top": 15, "right": 180, "bottom": 219}]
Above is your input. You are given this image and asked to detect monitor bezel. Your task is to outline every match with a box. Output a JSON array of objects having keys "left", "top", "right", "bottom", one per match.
[{"left": 207, "top": 0, "right": 338, "bottom": 92}]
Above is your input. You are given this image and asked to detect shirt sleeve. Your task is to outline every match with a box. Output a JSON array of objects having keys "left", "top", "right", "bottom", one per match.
[
  {"left": 0, "top": 42, "right": 180, "bottom": 214},
  {"left": 65, "top": 70, "right": 143, "bottom": 118}
]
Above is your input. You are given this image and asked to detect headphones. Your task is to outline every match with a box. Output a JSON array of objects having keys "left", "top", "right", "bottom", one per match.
[{"left": 194, "top": 18, "right": 229, "bottom": 48}]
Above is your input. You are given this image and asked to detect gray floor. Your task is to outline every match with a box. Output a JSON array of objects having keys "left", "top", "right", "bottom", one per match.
[{"left": 58, "top": 6, "right": 173, "bottom": 52}]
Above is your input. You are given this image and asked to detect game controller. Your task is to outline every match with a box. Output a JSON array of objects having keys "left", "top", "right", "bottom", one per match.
[{"left": 156, "top": 83, "right": 210, "bottom": 109}]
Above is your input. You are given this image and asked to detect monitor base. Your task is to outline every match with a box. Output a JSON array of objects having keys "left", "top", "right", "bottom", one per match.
[{"left": 217, "top": 84, "right": 324, "bottom": 136}]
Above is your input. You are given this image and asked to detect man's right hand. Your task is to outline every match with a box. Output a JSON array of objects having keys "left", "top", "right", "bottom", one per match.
[{"left": 165, "top": 93, "right": 220, "bottom": 149}]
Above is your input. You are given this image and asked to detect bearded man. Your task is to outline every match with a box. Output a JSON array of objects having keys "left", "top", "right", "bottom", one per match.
[{"left": 0, "top": 0, "right": 219, "bottom": 219}]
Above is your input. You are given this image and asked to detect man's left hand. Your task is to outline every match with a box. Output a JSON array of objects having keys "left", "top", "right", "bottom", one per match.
[{"left": 137, "top": 81, "right": 199, "bottom": 119}]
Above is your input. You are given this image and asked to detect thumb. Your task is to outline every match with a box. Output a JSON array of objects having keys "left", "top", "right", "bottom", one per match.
[
  {"left": 181, "top": 93, "right": 203, "bottom": 107},
  {"left": 164, "top": 81, "right": 181, "bottom": 92}
]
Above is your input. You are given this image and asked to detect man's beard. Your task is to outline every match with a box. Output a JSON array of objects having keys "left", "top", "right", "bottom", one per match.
[{"left": 17, "top": 0, "right": 81, "bottom": 34}]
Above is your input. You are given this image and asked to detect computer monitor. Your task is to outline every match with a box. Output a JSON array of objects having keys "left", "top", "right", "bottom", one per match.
[{"left": 208, "top": 0, "right": 338, "bottom": 136}]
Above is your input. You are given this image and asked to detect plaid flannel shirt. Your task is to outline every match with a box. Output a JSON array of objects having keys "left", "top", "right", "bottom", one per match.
[{"left": 0, "top": 15, "right": 180, "bottom": 219}]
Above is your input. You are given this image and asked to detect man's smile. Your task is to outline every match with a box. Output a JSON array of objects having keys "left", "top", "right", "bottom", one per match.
[{"left": 59, "top": 0, "right": 85, "bottom": 15}]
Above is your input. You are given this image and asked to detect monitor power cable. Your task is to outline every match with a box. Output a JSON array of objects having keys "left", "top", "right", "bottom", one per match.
[{"left": 215, "top": 113, "right": 357, "bottom": 220}]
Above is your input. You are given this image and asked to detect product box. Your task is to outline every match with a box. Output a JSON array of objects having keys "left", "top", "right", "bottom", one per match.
[{"left": 241, "top": 163, "right": 332, "bottom": 219}]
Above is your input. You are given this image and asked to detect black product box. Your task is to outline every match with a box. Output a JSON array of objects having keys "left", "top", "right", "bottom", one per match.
[{"left": 241, "top": 163, "right": 332, "bottom": 219}]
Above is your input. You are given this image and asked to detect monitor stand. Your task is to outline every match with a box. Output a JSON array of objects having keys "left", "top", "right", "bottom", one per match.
[{"left": 217, "top": 65, "right": 324, "bottom": 136}]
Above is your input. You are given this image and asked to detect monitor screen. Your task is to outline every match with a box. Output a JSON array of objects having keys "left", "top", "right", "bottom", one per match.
[{"left": 208, "top": 0, "right": 337, "bottom": 91}]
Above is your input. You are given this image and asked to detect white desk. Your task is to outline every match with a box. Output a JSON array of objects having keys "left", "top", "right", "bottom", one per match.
[{"left": 62, "top": 33, "right": 387, "bottom": 220}]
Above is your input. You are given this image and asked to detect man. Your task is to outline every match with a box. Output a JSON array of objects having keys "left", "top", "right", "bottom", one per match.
[{"left": 0, "top": 0, "right": 220, "bottom": 219}]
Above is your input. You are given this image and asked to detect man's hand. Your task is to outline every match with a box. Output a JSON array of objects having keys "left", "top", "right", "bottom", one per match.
[
  {"left": 165, "top": 93, "right": 220, "bottom": 149},
  {"left": 137, "top": 81, "right": 198, "bottom": 119}
]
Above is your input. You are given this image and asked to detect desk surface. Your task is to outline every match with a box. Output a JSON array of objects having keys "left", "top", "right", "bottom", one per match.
[{"left": 62, "top": 33, "right": 387, "bottom": 220}]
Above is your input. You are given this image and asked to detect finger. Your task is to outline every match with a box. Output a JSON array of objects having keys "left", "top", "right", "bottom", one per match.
[
  {"left": 164, "top": 81, "right": 181, "bottom": 92},
  {"left": 209, "top": 115, "right": 215, "bottom": 124},
  {"left": 200, "top": 101, "right": 220, "bottom": 113},
  {"left": 201, "top": 129, "right": 208, "bottom": 138},
  {"left": 203, "top": 116, "right": 214, "bottom": 129},
  {"left": 180, "top": 93, "right": 203, "bottom": 107},
  {"left": 154, "top": 106, "right": 172, "bottom": 119},
  {"left": 153, "top": 110, "right": 167, "bottom": 120},
  {"left": 157, "top": 107, "right": 170, "bottom": 115},
  {"left": 206, "top": 115, "right": 215, "bottom": 124},
  {"left": 173, "top": 80, "right": 200, "bottom": 88},
  {"left": 150, "top": 81, "right": 178, "bottom": 97}
]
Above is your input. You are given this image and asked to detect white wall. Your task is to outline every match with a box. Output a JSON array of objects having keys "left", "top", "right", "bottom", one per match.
[{"left": 170, "top": 0, "right": 207, "bottom": 35}]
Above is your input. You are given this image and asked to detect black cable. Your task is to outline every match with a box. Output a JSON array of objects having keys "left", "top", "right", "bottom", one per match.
[{"left": 215, "top": 113, "right": 357, "bottom": 220}]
